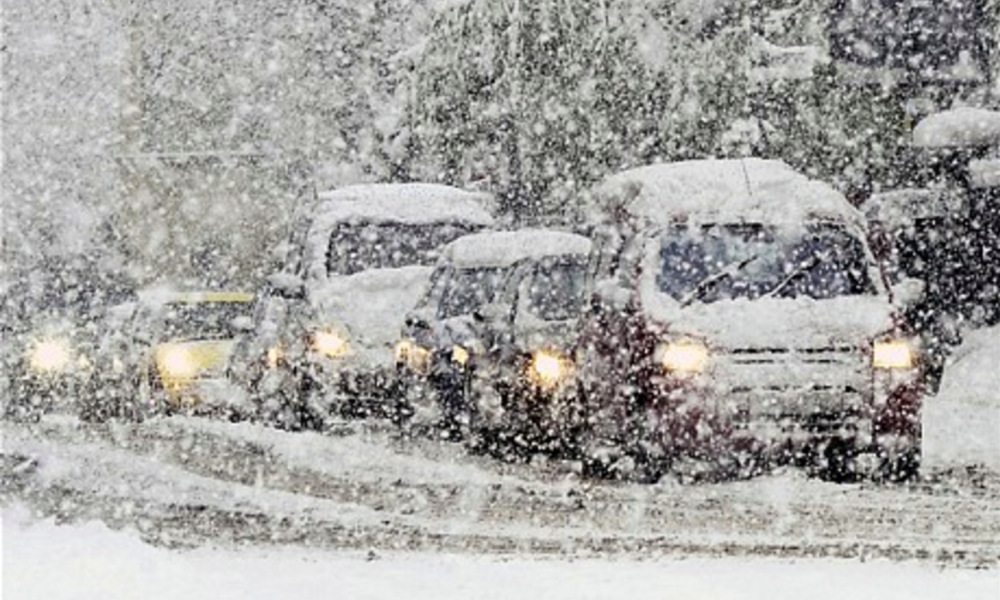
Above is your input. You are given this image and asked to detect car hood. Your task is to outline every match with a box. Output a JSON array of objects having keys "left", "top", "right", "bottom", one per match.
[
  {"left": 310, "top": 266, "right": 433, "bottom": 365},
  {"left": 643, "top": 294, "right": 898, "bottom": 350}
]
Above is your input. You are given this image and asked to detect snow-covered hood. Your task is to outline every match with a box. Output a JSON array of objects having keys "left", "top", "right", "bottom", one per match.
[
  {"left": 641, "top": 291, "right": 897, "bottom": 350},
  {"left": 309, "top": 266, "right": 433, "bottom": 366}
]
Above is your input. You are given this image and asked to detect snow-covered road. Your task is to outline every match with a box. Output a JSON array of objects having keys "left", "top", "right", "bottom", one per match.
[{"left": 2, "top": 415, "right": 997, "bottom": 570}]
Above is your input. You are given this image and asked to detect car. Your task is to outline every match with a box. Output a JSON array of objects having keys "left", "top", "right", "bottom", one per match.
[
  {"left": 2, "top": 257, "right": 137, "bottom": 421},
  {"left": 234, "top": 183, "right": 495, "bottom": 429},
  {"left": 864, "top": 107, "right": 1000, "bottom": 389},
  {"left": 395, "top": 229, "right": 592, "bottom": 454},
  {"left": 122, "top": 290, "right": 255, "bottom": 418},
  {"left": 575, "top": 158, "right": 925, "bottom": 482}
]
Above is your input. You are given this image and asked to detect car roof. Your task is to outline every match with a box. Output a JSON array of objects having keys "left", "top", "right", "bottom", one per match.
[
  {"left": 313, "top": 183, "right": 495, "bottom": 227},
  {"left": 912, "top": 108, "right": 1000, "bottom": 150},
  {"left": 589, "top": 158, "right": 863, "bottom": 230},
  {"left": 442, "top": 229, "right": 593, "bottom": 269}
]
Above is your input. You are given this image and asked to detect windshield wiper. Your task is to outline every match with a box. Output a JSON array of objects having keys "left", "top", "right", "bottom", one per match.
[
  {"left": 764, "top": 251, "right": 831, "bottom": 299},
  {"left": 679, "top": 255, "right": 759, "bottom": 307}
]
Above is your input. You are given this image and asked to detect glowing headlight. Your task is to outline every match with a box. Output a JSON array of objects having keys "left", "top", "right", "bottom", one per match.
[
  {"left": 266, "top": 346, "right": 284, "bottom": 369},
  {"left": 873, "top": 340, "right": 914, "bottom": 370},
  {"left": 395, "top": 339, "right": 431, "bottom": 373},
  {"left": 157, "top": 346, "right": 199, "bottom": 380},
  {"left": 529, "top": 350, "right": 573, "bottom": 387},
  {"left": 28, "top": 338, "right": 72, "bottom": 373},
  {"left": 659, "top": 340, "right": 709, "bottom": 374},
  {"left": 312, "top": 330, "right": 349, "bottom": 359},
  {"left": 451, "top": 345, "right": 470, "bottom": 366}
]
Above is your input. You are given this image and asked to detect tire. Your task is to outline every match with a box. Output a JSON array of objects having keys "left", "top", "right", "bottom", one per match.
[{"left": 873, "top": 445, "right": 921, "bottom": 483}]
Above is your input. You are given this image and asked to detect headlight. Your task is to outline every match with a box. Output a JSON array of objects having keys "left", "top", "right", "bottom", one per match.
[
  {"left": 659, "top": 340, "right": 709, "bottom": 374},
  {"left": 266, "top": 346, "right": 284, "bottom": 369},
  {"left": 394, "top": 339, "right": 431, "bottom": 373},
  {"left": 312, "top": 330, "right": 349, "bottom": 359},
  {"left": 156, "top": 346, "right": 199, "bottom": 380},
  {"left": 873, "top": 340, "right": 914, "bottom": 370},
  {"left": 529, "top": 350, "right": 574, "bottom": 388},
  {"left": 28, "top": 338, "right": 72, "bottom": 373},
  {"left": 451, "top": 345, "right": 470, "bottom": 366}
]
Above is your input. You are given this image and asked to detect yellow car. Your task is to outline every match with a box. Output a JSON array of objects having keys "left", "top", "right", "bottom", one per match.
[{"left": 130, "top": 291, "right": 254, "bottom": 414}]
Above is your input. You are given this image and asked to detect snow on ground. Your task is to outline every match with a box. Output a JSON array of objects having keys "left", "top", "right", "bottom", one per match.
[
  {"left": 4, "top": 415, "right": 998, "bottom": 568},
  {"left": 923, "top": 324, "right": 1000, "bottom": 474},
  {"left": 4, "top": 505, "right": 998, "bottom": 600}
]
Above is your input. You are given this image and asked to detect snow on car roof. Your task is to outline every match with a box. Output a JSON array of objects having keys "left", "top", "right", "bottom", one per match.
[
  {"left": 912, "top": 108, "right": 1000, "bottom": 149},
  {"left": 313, "top": 183, "right": 495, "bottom": 226},
  {"left": 591, "top": 158, "right": 861, "bottom": 229},
  {"left": 443, "top": 229, "right": 593, "bottom": 269}
]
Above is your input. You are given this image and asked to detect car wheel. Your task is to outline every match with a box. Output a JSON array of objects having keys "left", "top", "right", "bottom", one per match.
[
  {"left": 813, "top": 437, "right": 861, "bottom": 483},
  {"left": 873, "top": 444, "right": 921, "bottom": 483}
]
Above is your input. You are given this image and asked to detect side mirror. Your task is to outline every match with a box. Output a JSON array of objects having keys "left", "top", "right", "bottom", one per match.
[
  {"left": 891, "top": 277, "right": 925, "bottom": 307},
  {"left": 473, "top": 302, "right": 509, "bottom": 324},
  {"left": 231, "top": 316, "right": 254, "bottom": 332},
  {"left": 267, "top": 272, "right": 306, "bottom": 300},
  {"left": 595, "top": 278, "right": 631, "bottom": 309}
]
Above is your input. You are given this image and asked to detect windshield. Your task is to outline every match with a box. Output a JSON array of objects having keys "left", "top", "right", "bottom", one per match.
[
  {"left": 437, "top": 266, "right": 510, "bottom": 319},
  {"left": 657, "top": 224, "right": 875, "bottom": 303},
  {"left": 525, "top": 258, "right": 587, "bottom": 321},
  {"left": 158, "top": 301, "right": 252, "bottom": 341},
  {"left": 327, "top": 221, "right": 479, "bottom": 276}
]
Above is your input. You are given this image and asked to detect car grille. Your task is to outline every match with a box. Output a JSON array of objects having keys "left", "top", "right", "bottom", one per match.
[{"left": 712, "top": 346, "right": 869, "bottom": 416}]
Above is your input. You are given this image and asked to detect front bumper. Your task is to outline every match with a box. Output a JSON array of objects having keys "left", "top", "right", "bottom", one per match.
[
  {"left": 5, "top": 368, "right": 95, "bottom": 417},
  {"left": 637, "top": 372, "right": 921, "bottom": 461},
  {"left": 252, "top": 352, "right": 400, "bottom": 418}
]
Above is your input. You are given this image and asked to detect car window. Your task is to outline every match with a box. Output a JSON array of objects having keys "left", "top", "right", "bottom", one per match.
[
  {"left": 326, "top": 221, "right": 479, "bottom": 276},
  {"left": 437, "top": 266, "right": 510, "bottom": 319},
  {"left": 525, "top": 258, "right": 587, "bottom": 321},
  {"left": 657, "top": 223, "right": 875, "bottom": 303}
]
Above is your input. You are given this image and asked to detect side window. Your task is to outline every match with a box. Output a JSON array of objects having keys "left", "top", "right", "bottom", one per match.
[{"left": 522, "top": 258, "right": 587, "bottom": 321}]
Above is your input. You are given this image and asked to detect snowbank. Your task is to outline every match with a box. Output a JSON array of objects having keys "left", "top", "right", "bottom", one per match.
[
  {"left": 5, "top": 507, "right": 997, "bottom": 600},
  {"left": 912, "top": 108, "right": 1000, "bottom": 149},
  {"left": 923, "top": 324, "right": 1000, "bottom": 474}
]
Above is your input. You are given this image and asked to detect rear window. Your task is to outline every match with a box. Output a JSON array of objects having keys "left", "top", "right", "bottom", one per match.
[{"left": 437, "top": 267, "right": 510, "bottom": 319}]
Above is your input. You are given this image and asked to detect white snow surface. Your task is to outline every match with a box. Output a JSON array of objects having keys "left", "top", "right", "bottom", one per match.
[
  {"left": 314, "top": 183, "right": 495, "bottom": 226},
  {"left": 591, "top": 159, "right": 863, "bottom": 230},
  {"left": 442, "top": 229, "right": 593, "bottom": 269},
  {"left": 912, "top": 107, "right": 1000, "bottom": 149},
  {"left": 969, "top": 158, "right": 1000, "bottom": 189},
  {"left": 923, "top": 324, "right": 1000, "bottom": 474},
  {"left": 5, "top": 506, "right": 997, "bottom": 600},
  {"left": 310, "top": 265, "right": 433, "bottom": 366},
  {"left": 864, "top": 188, "right": 953, "bottom": 227},
  {"left": 639, "top": 291, "right": 897, "bottom": 351}
]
